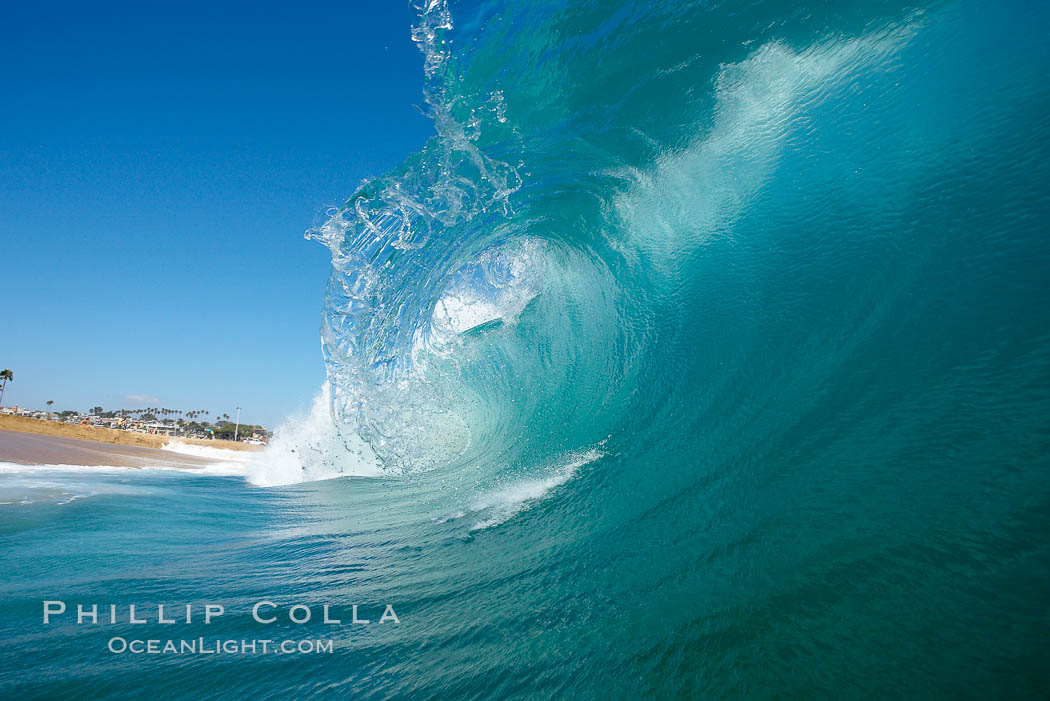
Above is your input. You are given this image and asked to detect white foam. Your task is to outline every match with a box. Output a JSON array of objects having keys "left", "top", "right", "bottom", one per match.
[
  {"left": 466, "top": 445, "right": 605, "bottom": 530},
  {"left": 615, "top": 22, "right": 918, "bottom": 253},
  {"left": 0, "top": 462, "right": 145, "bottom": 474},
  {"left": 0, "top": 461, "right": 245, "bottom": 477},
  {"left": 0, "top": 460, "right": 244, "bottom": 507},
  {"left": 161, "top": 441, "right": 254, "bottom": 462},
  {"left": 236, "top": 387, "right": 382, "bottom": 487}
]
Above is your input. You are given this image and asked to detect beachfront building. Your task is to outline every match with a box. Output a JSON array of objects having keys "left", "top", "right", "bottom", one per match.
[{"left": 144, "top": 423, "right": 182, "bottom": 437}]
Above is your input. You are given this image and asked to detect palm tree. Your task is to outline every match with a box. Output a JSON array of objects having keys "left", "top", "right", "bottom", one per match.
[
  {"left": 46, "top": 400, "right": 54, "bottom": 418},
  {"left": 0, "top": 369, "right": 12, "bottom": 407}
]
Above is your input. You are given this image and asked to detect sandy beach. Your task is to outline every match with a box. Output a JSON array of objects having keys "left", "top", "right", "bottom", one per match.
[
  {"left": 0, "top": 429, "right": 224, "bottom": 468},
  {"left": 0, "top": 415, "right": 263, "bottom": 469},
  {"left": 0, "top": 414, "right": 262, "bottom": 452}
]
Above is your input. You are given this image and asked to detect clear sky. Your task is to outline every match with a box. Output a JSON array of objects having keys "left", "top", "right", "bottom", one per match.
[{"left": 1, "top": 1, "right": 434, "bottom": 427}]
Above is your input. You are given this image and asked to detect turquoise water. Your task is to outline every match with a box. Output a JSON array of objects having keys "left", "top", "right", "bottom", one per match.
[{"left": 3, "top": 0, "right": 1050, "bottom": 697}]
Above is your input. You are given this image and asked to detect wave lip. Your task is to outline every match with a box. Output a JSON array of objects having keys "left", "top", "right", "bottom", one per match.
[{"left": 304, "top": 0, "right": 533, "bottom": 477}]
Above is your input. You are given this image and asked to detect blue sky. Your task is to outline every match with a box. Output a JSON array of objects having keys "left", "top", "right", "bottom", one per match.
[{"left": 1, "top": 1, "right": 434, "bottom": 426}]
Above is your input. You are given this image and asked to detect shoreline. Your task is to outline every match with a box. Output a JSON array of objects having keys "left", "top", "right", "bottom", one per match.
[
  {"left": 0, "top": 429, "right": 222, "bottom": 469},
  {"left": 0, "top": 414, "right": 263, "bottom": 452}
]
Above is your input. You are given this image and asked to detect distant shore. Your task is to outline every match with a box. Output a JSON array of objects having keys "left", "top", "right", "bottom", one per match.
[{"left": 0, "top": 414, "right": 263, "bottom": 452}]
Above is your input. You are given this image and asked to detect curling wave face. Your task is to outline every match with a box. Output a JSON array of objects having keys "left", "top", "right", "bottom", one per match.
[
  {"left": 289, "top": 0, "right": 962, "bottom": 491},
  {"left": 261, "top": 0, "right": 1050, "bottom": 530},
  {"left": 299, "top": 0, "right": 641, "bottom": 485}
]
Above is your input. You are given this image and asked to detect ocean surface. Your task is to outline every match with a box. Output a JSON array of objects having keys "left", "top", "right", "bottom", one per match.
[{"left": 3, "top": 0, "right": 1050, "bottom": 697}]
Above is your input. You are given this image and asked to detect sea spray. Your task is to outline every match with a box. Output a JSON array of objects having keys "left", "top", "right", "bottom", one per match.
[{"left": 242, "top": 387, "right": 380, "bottom": 486}]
